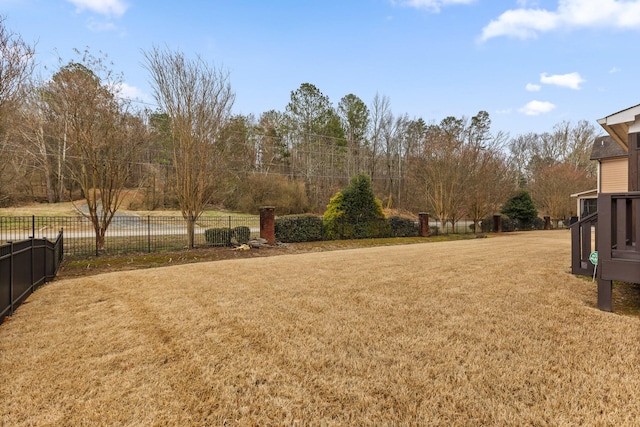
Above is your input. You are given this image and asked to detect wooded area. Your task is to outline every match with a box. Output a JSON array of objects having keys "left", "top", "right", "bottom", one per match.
[{"left": 0, "top": 18, "right": 597, "bottom": 231}]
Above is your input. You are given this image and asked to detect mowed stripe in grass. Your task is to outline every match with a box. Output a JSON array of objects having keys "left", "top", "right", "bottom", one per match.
[{"left": 2, "top": 231, "right": 640, "bottom": 425}]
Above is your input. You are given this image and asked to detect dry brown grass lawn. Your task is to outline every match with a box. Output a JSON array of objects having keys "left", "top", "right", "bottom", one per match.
[{"left": 2, "top": 230, "right": 640, "bottom": 425}]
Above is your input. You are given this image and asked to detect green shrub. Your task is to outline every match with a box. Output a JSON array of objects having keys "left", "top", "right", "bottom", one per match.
[
  {"left": 323, "top": 173, "right": 387, "bottom": 240},
  {"left": 275, "top": 215, "right": 324, "bottom": 243},
  {"left": 232, "top": 226, "right": 251, "bottom": 244},
  {"left": 388, "top": 216, "right": 419, "bottom": 237},
  {"left": 501, "top": 191, "right": 538, "bottom": 228},
  {"left": 204, "top": 228, "right": 232, "bottom": 246}
]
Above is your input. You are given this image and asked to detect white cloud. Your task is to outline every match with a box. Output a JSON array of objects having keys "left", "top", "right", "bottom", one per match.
[
  {"left": 66, "top": 0, "right": 128, "bottom": 17},
  {"left": 609, "top": 66, "right": 621, "bottom": 73},
  {"left": 87, "top": 19, "right": 117, "bottom": 32},
  {"left": 113, "top": 82, "right": 150, "bottom": 102},
  {"left": 526, "top": 83, "right": 541, "bottom": 92},
  {"left": 479, "top": 0, "right": 640, "bottom": 42},
  {"left": 393, "top": 0, "right": 476, "bottom": 13},
  {"left": 519, "top": 100, "right": 556, "bottom": 116},
  {"left": 540, "top": 72, "right": 585, "bottom": 89}
]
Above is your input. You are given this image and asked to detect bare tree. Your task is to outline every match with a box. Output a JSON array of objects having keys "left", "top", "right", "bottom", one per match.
[
  {"left": 0, "top": 16, "right": 35, "bottom": 205},
  {"left": 368, "top": 93, "right": 391, "bottom": 184},
  {"left": 529, "top": 162, "right": 595, "bottom": 226},
  {"left": 143, "top": 46, "right": 235, "bottom": 247},
  {"left": 45, "top": 50, "right": 148, "bottom": 250},
  {"left": 256, "top": 110, "right": 290, "bottom": 175},
  {"left": 464, "top": 135, "right": 514, "bottom": 232},
  {"left": 17, "top": 81, "right": 58, "bottom": 203}
]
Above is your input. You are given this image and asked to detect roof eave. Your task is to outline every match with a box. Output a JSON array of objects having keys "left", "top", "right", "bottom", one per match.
[{"left": 597, "top": 104, "right": 640, "bottom": 151}]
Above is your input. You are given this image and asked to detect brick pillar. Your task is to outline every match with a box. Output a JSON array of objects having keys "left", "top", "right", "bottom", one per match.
[
  {"left": 544, "top": 216, "right": 551, "bottom": 230},
  {"left": 493, "top": 215, "right": 502, "bottom": 233},
  {"left": 259, "top": 206, "right": 275, "bottom": 245},
  {"left": 418, "top": 213, "right": 430, "bottom": 237}
]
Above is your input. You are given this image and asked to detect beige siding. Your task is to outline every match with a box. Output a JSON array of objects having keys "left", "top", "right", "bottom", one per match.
[{"left": 601, "top": 158, "right": 628, "bottom": 192}]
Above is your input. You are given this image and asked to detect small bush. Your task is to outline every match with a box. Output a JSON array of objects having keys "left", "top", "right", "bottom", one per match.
[
  {"left": 388, "top": 216, "right": 419, "bottom": 237},
  {"left": 232, "top": 226, "right": 251, "bottom": 244},
  {"left": 532, "top": 217, "right": 545, "bottom": 230},
  {"left": 275, "top": 215, "right": 324, "bottom": 243},
  {"left": 204, "top": 228, "right": 232, "bottom": 246}
]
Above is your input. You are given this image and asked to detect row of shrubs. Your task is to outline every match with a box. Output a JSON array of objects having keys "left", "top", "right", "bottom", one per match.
[
  {"left": 204, "top": 226, "right": 251, "bottom": 246},
  {"left": 276, "top": 215, "right": 551, "bottom": 243},
  {"left": 477, "top": 216, "right": 548, "bottom": 233},
  {"left": 205, "top": 216, "right": 550, "bottom": 247},
  {"left": 274, "top": 215, "right": 424, "bottom": 243}
]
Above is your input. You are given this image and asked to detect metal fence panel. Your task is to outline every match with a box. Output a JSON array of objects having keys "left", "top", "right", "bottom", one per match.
[
  {"left": 0, "top": 215, "right": 260, "bottom": 258},
  {"left": 0, "top": 231, "right": 64, "bottom": 324},
  {"left": 0, "top": 244, "right": 11, "bottom": 319}
]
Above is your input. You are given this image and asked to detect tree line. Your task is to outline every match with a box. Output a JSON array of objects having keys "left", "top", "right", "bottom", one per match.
[{"left": 0, "top": 18, "right": 597, "bottom": 248}]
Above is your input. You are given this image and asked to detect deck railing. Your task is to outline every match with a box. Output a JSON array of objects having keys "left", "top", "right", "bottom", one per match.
[
  {"left": 570, "top": 211, "right": 598, "bottom": 277},
  {"left": 571, "top": 192, "right": 640, "bottom": 311}
]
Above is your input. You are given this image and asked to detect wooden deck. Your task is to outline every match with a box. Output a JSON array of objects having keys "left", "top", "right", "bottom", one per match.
[{"left": 571, "top": 192, "right": 640, "bottom": 311}]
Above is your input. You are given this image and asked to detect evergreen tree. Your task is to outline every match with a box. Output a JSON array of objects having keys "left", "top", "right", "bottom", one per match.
[
  {"left": 501, "top": 190, "right": 538, "bottom": 228},
  {"left": 323, "top": 173, "right": 388, "bottom": 239}
]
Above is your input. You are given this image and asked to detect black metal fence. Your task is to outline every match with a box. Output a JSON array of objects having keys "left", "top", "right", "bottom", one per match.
[
  {"left": 1, "top": 230, "right": 64, "bottom": 323},
  {"left": 0, "top": 215, "right": 259, "bottom": 258}
]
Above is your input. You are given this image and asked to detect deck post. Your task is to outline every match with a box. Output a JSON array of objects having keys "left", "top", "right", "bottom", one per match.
[
  {"left": 597, "top": 193, "right": 613, "bottom": 311},
  {"left": 597, "top": 277, "right": 613, "bottom": 312}
]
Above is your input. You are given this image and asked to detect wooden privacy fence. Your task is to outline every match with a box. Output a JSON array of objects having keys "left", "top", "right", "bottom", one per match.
[{"left": 0, "top": 230, "right": 64, "bottom": 324}]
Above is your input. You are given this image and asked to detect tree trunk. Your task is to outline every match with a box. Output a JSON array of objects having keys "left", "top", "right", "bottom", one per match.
[{"left": 186, "top": 216, "right": 195, "bottom": 248}]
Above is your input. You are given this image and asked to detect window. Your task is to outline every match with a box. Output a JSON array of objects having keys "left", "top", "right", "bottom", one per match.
[{"left": 581, "top": 198, "right": 597, "bottom": 218}]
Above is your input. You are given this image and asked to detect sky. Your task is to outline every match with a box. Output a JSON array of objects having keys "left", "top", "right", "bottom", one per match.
[{"left": 2, "top": 0, "right": 640, "bottom": 137}]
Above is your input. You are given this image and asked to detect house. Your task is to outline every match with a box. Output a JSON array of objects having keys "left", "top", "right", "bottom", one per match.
[
  {"left": 571, "top": 103, "right": 640, "bottom": 311},
  {"left": 570, "top": 135, "right": 627, "bottom": 220}
]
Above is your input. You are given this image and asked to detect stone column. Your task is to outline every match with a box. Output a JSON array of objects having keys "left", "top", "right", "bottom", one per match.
[
  {"left": 259, "top": 206, "right": 275, "bottom": 245},
  {"left": 418, "top": 213, "right": 430, "bottom": 237}
]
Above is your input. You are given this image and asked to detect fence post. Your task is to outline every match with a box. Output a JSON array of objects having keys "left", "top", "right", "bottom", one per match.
[
  {"left": 259, "top": 206, "right": 275, "bottom": 245},
  {"left": 9, "top": 241, "right": 13, "bottom": 316},
  {"left": 418, "top": 213, "right": 430, "bottom": 237},
  {"left": 493, "top": 215, "right": 502, "bottom": 233},
  {"left": 34, "top": 236, "right": 38, "bottom": 293},
  {"left": 148, "top": 216, "right": 151, "bottom": 253}
]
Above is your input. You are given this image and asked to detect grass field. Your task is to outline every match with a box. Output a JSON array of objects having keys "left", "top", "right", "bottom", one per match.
[{"left": 2, "top": 230, "right": 640, "bottom": 425}]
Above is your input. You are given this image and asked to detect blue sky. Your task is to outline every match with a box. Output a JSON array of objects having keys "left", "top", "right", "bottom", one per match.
[{"left": 2, "top": 0, "right": 640, "bottom": 136}]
